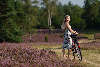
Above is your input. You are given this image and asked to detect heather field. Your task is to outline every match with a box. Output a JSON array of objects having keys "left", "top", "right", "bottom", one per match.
[
  {"left": 31, "top": 42, "right": 100, "bottom": 67},
  {"left": 1, "top": 0, "right": 100, "bottom": 66},
  {"left": 0, "top": 43, "right": 83, "bottom": 67},
  {"left": 0, "top": 42, "right": 100, "bottom": 67}
]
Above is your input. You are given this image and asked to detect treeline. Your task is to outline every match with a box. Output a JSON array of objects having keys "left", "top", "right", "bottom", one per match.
[{"left": 0, "top": 0, "right": 100, "bottom": 42}]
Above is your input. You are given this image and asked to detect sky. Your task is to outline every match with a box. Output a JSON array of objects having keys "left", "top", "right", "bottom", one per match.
[
  {"left": 59, "top": 0, "right": 84, "bottom": 7},
  {"left": 32, "top": 0, "right": 84, "bottom": 7}
]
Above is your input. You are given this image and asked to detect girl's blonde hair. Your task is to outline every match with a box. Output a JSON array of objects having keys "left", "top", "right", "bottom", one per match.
[{"left": 61, "top": 15, "right": 70, "bottom": 29}]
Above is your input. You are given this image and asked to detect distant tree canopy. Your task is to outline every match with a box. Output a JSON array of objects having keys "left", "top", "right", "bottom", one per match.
[
  {"left": 0, "top": 0, "right": 100, "bottom": 42},
  {"left": 83, "top": 0, "right": 100, "bottom": 29}
]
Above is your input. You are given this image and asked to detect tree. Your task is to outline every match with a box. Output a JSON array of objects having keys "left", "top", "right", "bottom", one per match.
[
  {"left": 52, "top": 2, "right": 64, "bottom": 28},
  {"left": 83, "top": 0, "right": 99, "bottom": 29},
  {"left": 36, "top": 7, "right": 48, "bottom": 29},
  {"left": 0, "top": 0, "right": 22, "bottom": 42},
  {"left": 63, "top": 1, "right": 73, "bottom": 16},
  {"left": 96, "top": 1, "right": 100, "bottom": 29},
  {"left": 20, "top": 0, "right": 39, "bottom": 33},
  {"left": 63, "top": 2, "right": 86, "bottom": 31},
  {"left": 71, "top": 5, "right": 86, "bottom": 31},
  {"left": 15, "top": 0, "right": 26, "bottom": 32},
  {"left": 41, "top": 0, "right": 58, "bottom": 28}
]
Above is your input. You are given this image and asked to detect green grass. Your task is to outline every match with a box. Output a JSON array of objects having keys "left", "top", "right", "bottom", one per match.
[
  {"left": 80, "top": 29, "right": 100, "bottom": 40},
  {"left": 32, "top": 44, "right": 61, "bottom": 49},
  {"left": 84, "top": 34, "right": 94, "bottom": 40},
  {"left": 82, "top": 49, "right": 100, "bottom": 67},
  {"left": 79, "top": 33, "right": 94, "bottom": 40},
  {"left": 82, "top": 29, "right": 100, "bottom": 34}
]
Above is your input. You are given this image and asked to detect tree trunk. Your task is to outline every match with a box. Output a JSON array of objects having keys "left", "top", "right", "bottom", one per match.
[{"left": 48, "top": 10, "right": 52, "bottom": 28}]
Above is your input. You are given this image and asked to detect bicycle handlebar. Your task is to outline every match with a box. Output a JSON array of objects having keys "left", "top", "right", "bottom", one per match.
[{"left": 70, "top": 34, "right": 79, "bottom": 39}]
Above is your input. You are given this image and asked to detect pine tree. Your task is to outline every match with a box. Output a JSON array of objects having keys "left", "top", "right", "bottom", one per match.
[{"left": 0, "top": 0, "right": 22, "bottom": 42}]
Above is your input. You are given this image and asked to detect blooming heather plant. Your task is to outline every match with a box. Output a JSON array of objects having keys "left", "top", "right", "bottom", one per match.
[{"left": 0, "top": 43, "right": 84, "bottom": 67}]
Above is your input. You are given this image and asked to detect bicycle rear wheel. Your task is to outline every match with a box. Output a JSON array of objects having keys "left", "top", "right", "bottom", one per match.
[{"left": 75, "top": 44, "right": 82, "bottom": 61}]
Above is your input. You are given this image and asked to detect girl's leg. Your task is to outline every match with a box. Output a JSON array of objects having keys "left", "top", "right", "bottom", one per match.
[
  {"left": 68, "top": 49, "right": 70, "bottom": 58},
  {"left": 62, "top": 49, "right": 65, "bottom": 57},
  {"left": 67, "top": 38, "right": 72, "bottom": 58}
]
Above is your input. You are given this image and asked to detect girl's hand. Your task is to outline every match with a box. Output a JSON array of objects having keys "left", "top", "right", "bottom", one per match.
[
  {"left": 75, "top": 32, "right": 78, "bottom": 34},
  {"left": 74, "top": 31, "right": 78, "bottom": 34}
]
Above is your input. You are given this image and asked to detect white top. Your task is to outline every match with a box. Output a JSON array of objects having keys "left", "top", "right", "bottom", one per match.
[
  {"left": 61, "top": 22, "right": 72, "bottom": 35},
  {"left": 65, "top": 25, "right": 72, "bottom": 35}
]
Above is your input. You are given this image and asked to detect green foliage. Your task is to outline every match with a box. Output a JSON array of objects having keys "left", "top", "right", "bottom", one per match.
[
  {"left": 0, "top": 0, "right": 23, "bottom": 42},
  {"left": 44, "top": 35, "right": 48, "bottom": 42},
  {"left": 63, "top": 3, "right": 86, "bottom": 30},
  {"left": 1, "top": 0, "right": 100, "bottom": 42},
  {"left": 71, "top": 5, "right": 86, "bottom": 30},
  {"left": 52, "top": 3, "right": 64, "bottom": 29},
  {"left": 41, "top": 0, "right": 58, "bottom": 28},
  {"left": 83, "top": 0, "right": 100, "bottom": 29},
  {"left": 36, "top": 8, "right": 48, "bottom": 29}
]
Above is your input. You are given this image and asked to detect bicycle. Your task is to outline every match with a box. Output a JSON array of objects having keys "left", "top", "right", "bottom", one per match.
[{"left": 70, "top": 34, "right": 82, "bottom": 61}]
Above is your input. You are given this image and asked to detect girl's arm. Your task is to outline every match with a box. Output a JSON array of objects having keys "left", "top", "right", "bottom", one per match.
[{"left": 65, "top": 22, "right": 76, "bottom": 34}]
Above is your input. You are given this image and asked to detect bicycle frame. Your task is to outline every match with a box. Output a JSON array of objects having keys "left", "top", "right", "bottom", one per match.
[
  {"left": 70, "top": 34, "right": 82, "bottom": 61},
  {"left": 71, "top": 34, "right": 80, "bottom": 48}
]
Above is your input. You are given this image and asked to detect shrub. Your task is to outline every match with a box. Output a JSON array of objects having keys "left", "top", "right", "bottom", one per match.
[{"left": 44, "top": 35, "right": 48, "bottom": 42}]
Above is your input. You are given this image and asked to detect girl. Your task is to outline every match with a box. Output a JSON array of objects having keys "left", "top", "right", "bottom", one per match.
[{"left": 61, "top": 15, "right": 78, "bottom": 58}]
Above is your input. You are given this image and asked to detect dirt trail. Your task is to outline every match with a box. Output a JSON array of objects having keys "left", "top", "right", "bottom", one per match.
[
  {"left": 59, "top": 54, "right": 100, "bottom": 67},
  {"left": 83, "top": 58, "right": 100, "bottom": 67}
]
